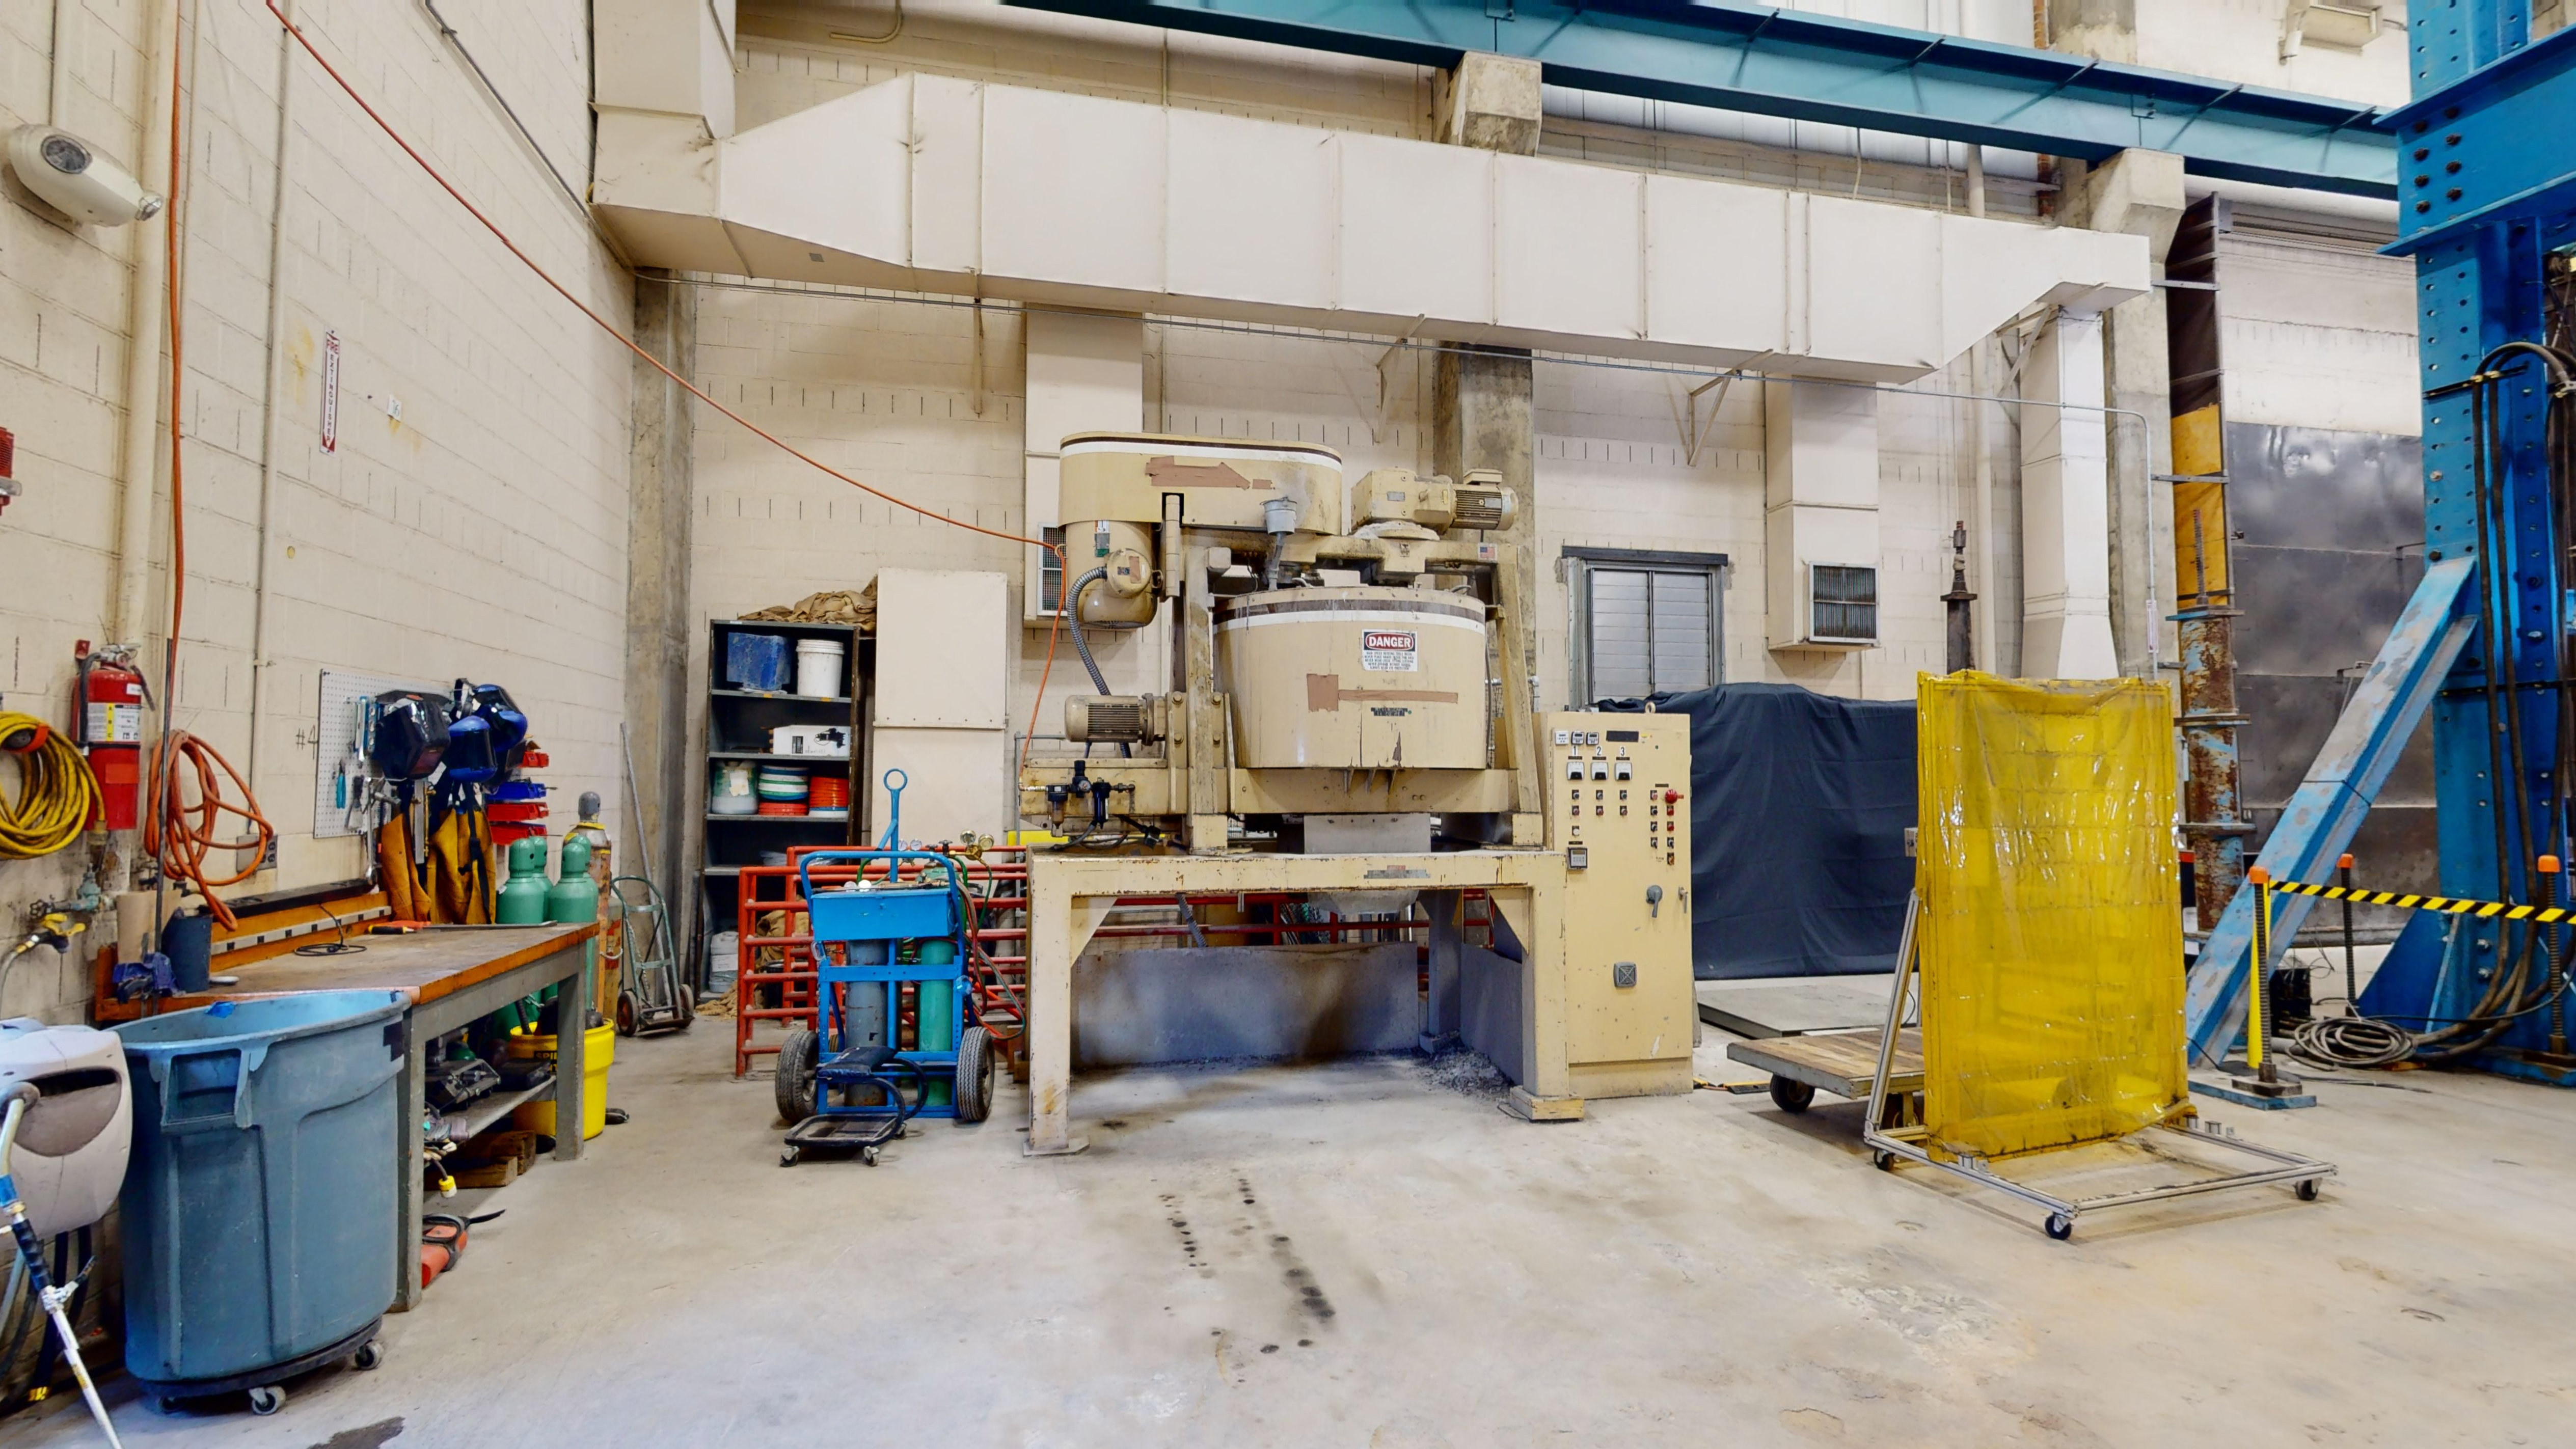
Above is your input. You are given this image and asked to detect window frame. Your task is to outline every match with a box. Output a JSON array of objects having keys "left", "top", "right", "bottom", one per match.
[{"left": 1563, "top": 545, "right": 1729, "bottom": 705}]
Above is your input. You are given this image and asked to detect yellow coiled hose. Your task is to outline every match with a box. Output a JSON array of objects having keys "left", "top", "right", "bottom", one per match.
[{"left": 0, "top": 713, "right": 99, "bottom": 859}]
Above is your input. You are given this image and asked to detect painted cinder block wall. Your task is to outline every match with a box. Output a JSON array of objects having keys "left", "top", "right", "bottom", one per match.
[{"left": 0, "top": 1, "right": 631, "bottom": 1020}]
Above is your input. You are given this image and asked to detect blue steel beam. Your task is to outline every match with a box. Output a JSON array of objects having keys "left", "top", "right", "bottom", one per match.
[
  {"left": 2384, "top": 25, "right": 2576, "bottom": 255},
  {"left": 2182, "top": 560, "right": 2476, "bottom": 1063},
  {"left": 1008, "top": 0, "right": 2396, "bottom": 197}
]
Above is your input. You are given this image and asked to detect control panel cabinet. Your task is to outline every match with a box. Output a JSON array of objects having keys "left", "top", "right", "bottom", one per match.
[{"left": 1544, "top": 712, "right": 1694, "bottom": 1096}]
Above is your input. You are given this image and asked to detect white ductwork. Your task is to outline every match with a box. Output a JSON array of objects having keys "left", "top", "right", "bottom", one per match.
[
  {"left": 2020, "top": 310, "right": 2120, "bottom": 678},
  {"left": 1764, "top": 381, "right": 1881, "bottom": 652},
  {"left": 593, "top": 73, "right": 2147, "bottom": 382}
]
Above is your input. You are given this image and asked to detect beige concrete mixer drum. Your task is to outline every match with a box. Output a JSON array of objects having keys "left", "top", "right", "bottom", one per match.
[{"left": 1216, "top": 587, "right": 1488, "bottom": 770}]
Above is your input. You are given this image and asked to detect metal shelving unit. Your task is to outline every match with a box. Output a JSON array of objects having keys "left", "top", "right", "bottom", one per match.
[{"left": 691, "top": 618, "right": 870, "bottom": 991}]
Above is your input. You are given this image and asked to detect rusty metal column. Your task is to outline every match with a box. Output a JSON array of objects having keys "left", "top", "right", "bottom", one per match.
[{"left": 2164, "top": 196, "right": 2249, "bottom": 932}]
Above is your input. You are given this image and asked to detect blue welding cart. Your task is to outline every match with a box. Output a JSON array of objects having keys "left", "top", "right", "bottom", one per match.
[{"left": 776, "top": 845, "right": 995, "bottom": 1165}]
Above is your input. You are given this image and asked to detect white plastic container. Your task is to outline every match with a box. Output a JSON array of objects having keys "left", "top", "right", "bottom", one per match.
[
  {"left": 709, "top": 760, "right": 757, "bottom": 815},
  {"left": 794, "top": 638, "right": 846, "bottom": 698}
]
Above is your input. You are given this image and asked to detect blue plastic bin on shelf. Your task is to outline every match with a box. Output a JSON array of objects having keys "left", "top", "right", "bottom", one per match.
[
  {"left": 114, "top": 990, "right": 407, "bottom": 1395},
  {"left": 724, "top": 631, "right": 790, "bottom": 691}
]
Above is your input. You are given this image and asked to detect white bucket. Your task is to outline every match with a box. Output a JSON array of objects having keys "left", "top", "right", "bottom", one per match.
[{"left": 794, "top": 638, "right": 846, "bottom": 698}]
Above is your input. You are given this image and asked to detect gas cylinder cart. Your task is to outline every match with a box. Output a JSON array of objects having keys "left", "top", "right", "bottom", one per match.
[{"left": 775, "top": 849, "right": 996, "bottom": 1165}]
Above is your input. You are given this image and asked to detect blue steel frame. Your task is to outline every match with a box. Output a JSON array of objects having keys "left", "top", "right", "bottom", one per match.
[
  {"left": 2188, "top": 10, "right": 2576, "bottom": 1077},
  {"left": 2371, "top": 13, "right": 2576, "bottom": 1081},
  {"left": 1008, "top": 0, "right": 2395, "bottom": 196},
  {"left": 796, "top": 849, "right": 975, "bottom": 1120}
]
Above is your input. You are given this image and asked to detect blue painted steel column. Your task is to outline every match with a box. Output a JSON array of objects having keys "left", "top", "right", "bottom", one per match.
[{"left": 2363, "top": 5, "right": 2576, "bottom": 1073}]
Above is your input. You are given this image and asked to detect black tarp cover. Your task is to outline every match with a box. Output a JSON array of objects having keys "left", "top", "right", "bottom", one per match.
[{"left": 1598, "top": 683, "right": 1916, "bottom": 979}]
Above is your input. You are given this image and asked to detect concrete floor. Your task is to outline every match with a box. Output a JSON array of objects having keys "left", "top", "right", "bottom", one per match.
[{"left": 16, "top": 1019, "right": 2575, "bottom": 1447}]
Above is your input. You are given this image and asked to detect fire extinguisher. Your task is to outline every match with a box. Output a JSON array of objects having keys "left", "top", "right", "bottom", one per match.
[{"left": 74, "top": 644, "right": 148, "bottom": 831}]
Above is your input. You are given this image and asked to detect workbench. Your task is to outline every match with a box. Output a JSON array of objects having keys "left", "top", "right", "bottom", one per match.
[{"left": 171, "top": 922, "right": 598, "bottom": 1311}]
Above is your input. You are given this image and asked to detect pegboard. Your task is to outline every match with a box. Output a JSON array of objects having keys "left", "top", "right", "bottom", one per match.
[{"left": 312, "top": 668, "right": 444, "bottom": 838}]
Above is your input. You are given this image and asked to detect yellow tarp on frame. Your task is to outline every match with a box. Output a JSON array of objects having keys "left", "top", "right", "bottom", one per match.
[{"left": 1916, "top": 673, "right": 2189, "bottom": 1161}]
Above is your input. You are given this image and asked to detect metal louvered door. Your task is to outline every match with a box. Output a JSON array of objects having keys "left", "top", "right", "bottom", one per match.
[{"left": 1587, "top": 568, "right": 1716, "bottom": 700}]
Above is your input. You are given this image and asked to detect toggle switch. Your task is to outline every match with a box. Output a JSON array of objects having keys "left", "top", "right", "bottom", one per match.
[{"left": 1646, "top": 883, "right": 1663, "bottom": 918}]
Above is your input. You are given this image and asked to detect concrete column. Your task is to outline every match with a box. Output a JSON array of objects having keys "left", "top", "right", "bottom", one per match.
[
  {"left": 2063, "top": 149, "right": 2186, "bottom": 678},
  {"left": 2019, "top": 310, "right": 2119, "bottom": 678},
  {"left": 623, "top": 271, "right": 697, "bottom": 928},
  {"left": 1432, "top": 53, "right": 1542, "bottom": 697}
]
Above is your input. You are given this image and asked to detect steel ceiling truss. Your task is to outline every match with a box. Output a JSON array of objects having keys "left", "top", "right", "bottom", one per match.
[{"left": 1007, "top": 0, "right": 2396, "bottom": 196}]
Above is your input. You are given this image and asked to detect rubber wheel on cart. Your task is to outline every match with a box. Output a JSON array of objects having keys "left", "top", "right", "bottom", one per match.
[
  {"left": 615, "top": 990, "right": 639, "bottom": 1037},
  {"left": 1768, "top": 1076, "right": 1815, "bottom": 1113},
  {"left": 2045, "top": 1214, "right": 2075, "bottom": 1241},
  {"left": 775, "top": 1027, "right": 820, "bottom": 1126},
  {"left": 954, "top": 1025, "right": 995, "bottom": 1124},
  {"left": 2296, "top": 1178, "right": 2321, "bottom": 1202},
  {"left": 353, "top": 1339, "right": 385, "bottom": 1371},
  {"left": 1870, "top": 1149, "right": 1896, "bottom": 1172},
  {"left": 249, "top": 1385, "right": 286, "bottom": 1416},
  {"left": 671, "top": 988, "right": 696, "bottom": 1032}
]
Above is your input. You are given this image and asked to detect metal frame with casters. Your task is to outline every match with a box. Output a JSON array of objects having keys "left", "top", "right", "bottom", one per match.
[
  {"left": 778, "top": 844, "right": 996, "bottom": 1165},
  {"left": 135, "top": 1319, "right": 385, "bottom": 1418},
  {"left": 1860, "top": 895, "right": 2336, "bottom": 1241}
]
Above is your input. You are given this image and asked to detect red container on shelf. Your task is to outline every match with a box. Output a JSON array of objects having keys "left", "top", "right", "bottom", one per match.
[
  {"left": 755, "top": 801, "right": 805, "bottom": 817},
  {"left": 807, "top": 775, "right": 850, "bottom": 808}
]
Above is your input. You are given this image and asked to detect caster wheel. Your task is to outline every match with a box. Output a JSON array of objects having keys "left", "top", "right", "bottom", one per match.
[
  {"left": 779, "top": 1150, "right": 799, "bottom": 1167},
  {"left": 2296, "top": 1179, "right": 2321, "bottom": 1202},
  {"left": 954, "top": 1026, "right": 996, "bottom": 1124},
  {"left": 615, "top": 991, "right": 639, "bottom": 1037},
  {"left": 1870, "top": 1150, "right": 1896, "bottom": 1172},
  {"left": 2045, "top": 1214, "right": 2074, "bottom": 1241},
  {"left": 860, "top": 1145, "right": 881, "bottom": 1166},
  {"left": 774, "top": 1027, "right": 820, "bottom": 1127},
  {"left": 353, "top": 1340, "right": 385, "bottom": 1371},
  {"left": 1769, "top": 1076, "right": 1816, "bottom": 1113},
  {"left": 248, "top": 1385, "right": 287, "bottom": 1416},
  {"left": 148, "top": 1398, "right": 178, "bottom": 1416}
]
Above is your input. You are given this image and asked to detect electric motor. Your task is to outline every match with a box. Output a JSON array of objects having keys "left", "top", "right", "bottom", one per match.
[{"left": 1066, "top": 694, "right": 1166, "bottom": 744}]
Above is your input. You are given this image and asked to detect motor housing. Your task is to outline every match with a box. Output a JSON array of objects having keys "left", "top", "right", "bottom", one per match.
[{"left": 1065, "top": 694, "right": 1166, "bottom": 745}]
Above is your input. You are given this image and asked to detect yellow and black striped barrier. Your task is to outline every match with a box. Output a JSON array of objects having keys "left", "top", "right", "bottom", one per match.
[{"left": 2261, "top": 876, "right": 2572, "bottom": 924}]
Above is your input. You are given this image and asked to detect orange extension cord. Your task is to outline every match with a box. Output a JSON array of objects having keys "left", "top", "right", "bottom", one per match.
[
  {"left": 143, "top": 730, "right": 277, "bottom": 931},
  {"left": 256, "top": 2, "right": 1072, "bottom": 771}
]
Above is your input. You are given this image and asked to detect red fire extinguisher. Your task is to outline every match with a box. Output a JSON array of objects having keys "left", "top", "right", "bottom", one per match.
[{"left": 74, "top": 644, "right": 148, "bottom": 831}]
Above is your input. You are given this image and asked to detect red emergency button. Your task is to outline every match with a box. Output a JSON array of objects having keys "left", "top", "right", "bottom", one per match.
[{"left": 1663, "top": 790, "right": 1682, "bottom": 806}]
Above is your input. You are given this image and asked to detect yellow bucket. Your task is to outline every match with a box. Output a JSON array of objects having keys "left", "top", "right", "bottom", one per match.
[{"left": 506, "top": 1023, "right": 614, "bottom": 1140}]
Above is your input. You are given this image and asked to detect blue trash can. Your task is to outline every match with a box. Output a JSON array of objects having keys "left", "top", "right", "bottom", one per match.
[{"left": 115, "top": 990, "right": 408, "bottom": 1406}]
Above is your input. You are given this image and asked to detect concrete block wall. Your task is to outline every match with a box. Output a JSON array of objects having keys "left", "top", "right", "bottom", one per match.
[
  {"left": 0, "top": 1, "right": 630, "bottom": 1020},
  {"left": 1533, "top": 350, "right": 2018, "bottom": 705},
  {"left": 2219, "top": 234, "right": 2421, "bottom": 438}
]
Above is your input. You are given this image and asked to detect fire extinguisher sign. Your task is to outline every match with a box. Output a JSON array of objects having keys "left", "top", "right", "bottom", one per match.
[
  {"left": 1361, "top": 630, "right": 1419, "bottom": 672},
  {"left": 320, "top": 330, "right": 341, "bottom": 454}
]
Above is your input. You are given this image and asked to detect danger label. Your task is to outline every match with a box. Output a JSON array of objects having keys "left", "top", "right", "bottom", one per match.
[{"left": 1361, "top": 630, "right": 1419, "bottom": 672}]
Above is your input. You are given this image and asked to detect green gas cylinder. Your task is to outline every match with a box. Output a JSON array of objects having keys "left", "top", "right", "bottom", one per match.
[
  {"left": 496, "top": 837, "right": 551, "bottom": 924},
  {"left": 548, "top": 835, "right": 602, "bottom": 990}
]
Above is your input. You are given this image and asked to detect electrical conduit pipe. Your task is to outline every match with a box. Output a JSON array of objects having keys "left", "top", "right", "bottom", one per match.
[{"left": 112, "top": 0, "right": 180, "bottom": 648}]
